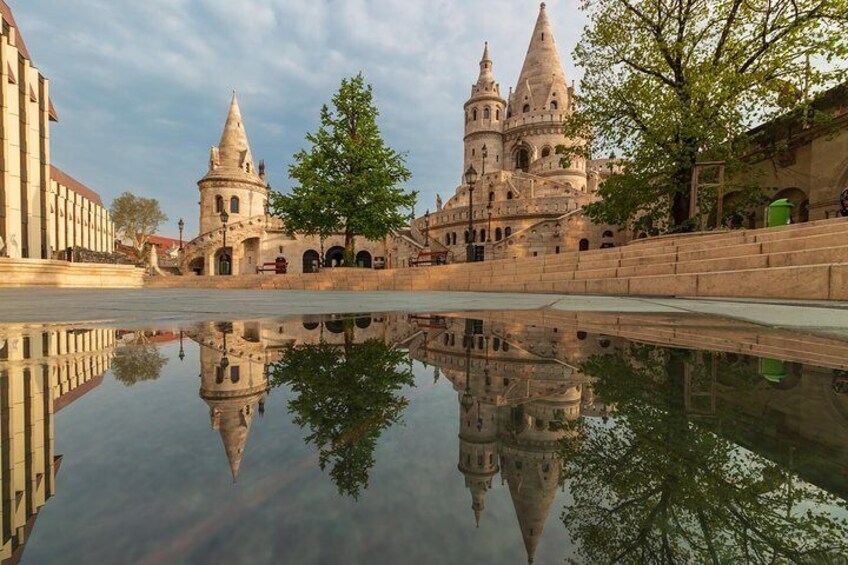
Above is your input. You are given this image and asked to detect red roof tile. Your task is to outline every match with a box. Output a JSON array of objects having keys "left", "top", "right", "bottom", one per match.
[{"left": 49, "top": 165, "right": 104, "bottom": 207}]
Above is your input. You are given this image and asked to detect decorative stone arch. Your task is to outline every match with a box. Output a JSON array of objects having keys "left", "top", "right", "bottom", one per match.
[
  {"left": 303, "top": 250, "right": 320, "bottom": 273},
  {"left": 513, "top": 143, "right": 533, "bottom": 172},
  {"left": 541, "top": 146, "right": 552, "bottom": 158},
  {"left": 355, "top": 250, "right": 373, "bottom": 269},
  {"left": 483, "top": 107, "right": 491, "bottom": 120},
  {"left": 188, "top": 256, "right": 205, "bottom": 275},
  {"left": 325, "top": 246, "right": 346, "bottom": 267}
]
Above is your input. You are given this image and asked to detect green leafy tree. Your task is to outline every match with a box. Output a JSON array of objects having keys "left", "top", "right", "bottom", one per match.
[
  {"left": 272, "top": 74, "right": 417, "bottom": 265},
  {"left": 560, "top": 344, "right": 848, "bottom": 563},
  {"left": 560, "top": 0, "right": 848, "bottom": 233},
  {"left": 269, "top": 328, "right": 415, "bottom": 498},
  {"left": 111, "top": 344, "right": 168, "bottom": 387},
  {"left": 110, "top": 192, "right": 168, "bottom": 256}
]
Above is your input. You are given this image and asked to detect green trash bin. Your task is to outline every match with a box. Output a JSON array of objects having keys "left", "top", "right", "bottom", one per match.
[
  {"left": 759, "top": 358, "right": 787, "bottom": 383},
  {"left": 767, "top": 198, "right": 794, "bottom": 227}
]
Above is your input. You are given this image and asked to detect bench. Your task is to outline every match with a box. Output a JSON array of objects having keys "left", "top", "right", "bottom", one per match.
[
  {"left": 409, "top": 251, "right": 448, "bottom": 267},
  {"left": 257, "top": 260, "right": 288, "bottom": 274}
]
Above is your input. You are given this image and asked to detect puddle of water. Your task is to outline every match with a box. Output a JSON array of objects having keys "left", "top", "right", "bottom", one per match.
[{"left": 0, "top": 311, "right": 847, "bottom": 564}]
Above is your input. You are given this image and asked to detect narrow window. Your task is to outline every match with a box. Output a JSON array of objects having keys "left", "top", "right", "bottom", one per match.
[
  {"left": 483, "top": 108, "right": 491, "bottom": 120},
  {"left": 230, "top": 197, "right": 240, "bottom": 214},
  {"left": 215, "top": 195, "right": 224, "bottom": 213},
  {"left": 523, "top": 104, "right": 531, "bottom": 113},
  {"left": 495, "top": 228, "right": 502, "bottom": 241},
  {"left": 550, "top": 101, "right": 558, "bottom": 111},
  {"left": 473, "top": 108, "right": 478, "bottom": 121},
  {"left": 505, "top": 227, "right": 512, "bottom": 237}
]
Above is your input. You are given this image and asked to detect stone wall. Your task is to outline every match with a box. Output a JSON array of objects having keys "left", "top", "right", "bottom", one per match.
[{"left": 0, "top": 258, "right": 144, "bottom": 288}]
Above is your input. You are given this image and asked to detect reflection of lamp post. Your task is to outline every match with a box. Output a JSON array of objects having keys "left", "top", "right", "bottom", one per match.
[
  {"left": 220, "top": 210, "right": 230, "bottom": 276},
  {"left": 464, "top": 166, "right": 478, "bottom": 263},
  {"left": 178, "top": 330, "right": 185, "bottom": 362},
  {"left": 424, "top": 209, "right": 431, "bottom": 247},
  {"left": 486, "top": 202, "right": 493, "bottom": 243},
  {"left": 461, "top": 321, "right": 474, "bottom": 413},
  {"left": 178, "top": 218, "right": 185, "bottom": 250}
]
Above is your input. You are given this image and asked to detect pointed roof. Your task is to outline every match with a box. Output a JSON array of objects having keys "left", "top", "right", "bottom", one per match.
[
  {"left": 512, "top": 3, "right": 569, "bottom": 111},
  {"left": 217, "top": 91, "right": 255, "bottom": 171},
  {"left": 477, "top": 42, "right": 494, "bottom": 84},
  {"left": 217, "top": 405, "right": 253, "bottom": 482}
]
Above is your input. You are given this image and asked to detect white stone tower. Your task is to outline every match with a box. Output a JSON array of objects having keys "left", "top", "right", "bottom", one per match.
[
  {"left": 504, "top": 3, "right": 586, "bottom": 190},
  {"left": 463, "top": 43, "right": 507, "bottom": 180},
  {"left": 198, "top": 92, "right": 268, "bottom": 236}
]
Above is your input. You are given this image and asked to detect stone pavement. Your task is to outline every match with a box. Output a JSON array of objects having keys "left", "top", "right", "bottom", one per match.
[{"left": 2, "top": 289, "right": 848, "bottom": 339}]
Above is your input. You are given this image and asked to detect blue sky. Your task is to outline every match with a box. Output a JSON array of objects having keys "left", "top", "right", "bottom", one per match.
[{"left": 12, "top": 0, "right": 585, "bottom": 237}]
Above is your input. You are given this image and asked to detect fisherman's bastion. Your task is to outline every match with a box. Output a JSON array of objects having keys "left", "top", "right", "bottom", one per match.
[{"left": 178, "top": 4, "right": 620, "bottom": 277}]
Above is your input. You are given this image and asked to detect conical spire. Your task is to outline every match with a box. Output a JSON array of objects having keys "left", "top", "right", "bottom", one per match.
[
  {"left": 477, "top": 42, "right": 494, "bottom": 84},
  {"left": 512, "top": 3, "right": 569, "bottom": 112},
  {"left": 217, "top": 91, "right": 256, "bottom": 173},
  {"left": 217, "top": 404, "right": 254, "bottom": 482}
]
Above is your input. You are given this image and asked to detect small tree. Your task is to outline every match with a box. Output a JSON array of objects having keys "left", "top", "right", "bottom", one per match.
[
  {"left": 272, "top": 74, "right": 416, "bottom": 265},
  {"left": 110, "top": 192, "right": 168, "bottom": 255},
  {"left": 111, "top": 344, "right": 168, "bottom": 387},
  {"left": 559, "top": 0, "right": 848, "bottom": 233}
]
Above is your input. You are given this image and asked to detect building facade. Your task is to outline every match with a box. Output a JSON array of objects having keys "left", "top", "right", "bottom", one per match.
[
  {"left": 180, "top": 4, "right": 619, "bottom": 276},
  {"left": 0, "top": 2, "right": 113, "bottom": 261}
]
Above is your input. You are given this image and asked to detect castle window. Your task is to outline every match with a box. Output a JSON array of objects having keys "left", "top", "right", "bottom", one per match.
[
  {"left": 489, "top": 191, "right": 495, "bottom": 202},
  {"left": 523, "top": 104, "right": 531, "bottom": 113},
  {"left": 504, "top": 227, "right": 512, "bottom": 238},
  {"left": 230, "top": 197, "right": 240, "bottom": 214},
  {"left": 507, "top": 192, "right": 513, "bottom": 200},
  {"left": 480, "top": 229, "right": 486, "bottom": 241},
  {"left": 483, "top": 108, "right": 490, "bottom": 120},
  {"left": 473, "top": 108, "right": 478, "bottom": 121},
  {"left": 542, "top": 147, "right": 552, "bottom": 158},
  {"left": 215, "top": 195, "right": 224, "bottom": 213},
  {"left": 550, "top": 101, "right": 558, "bottom": 110},
  {"left": 495, "top": 228, "right": 502, "bottom": 241},
  {"left": 496, "top": 109, "right": 500, "bottom": 120},
  {"left": 230, "top": 366, "right": 241, "bottom": 383},
  {"left": 603, "top": 230, "right": 614, "bottom": 238},
  {"left": 445, "top": 234, "right": 451, "bottom": 246}
]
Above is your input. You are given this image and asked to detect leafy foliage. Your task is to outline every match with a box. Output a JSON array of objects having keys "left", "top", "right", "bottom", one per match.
[
  {"left": 272, "top": 74, "right": 417, "bottom": 264},
  {"left": 561, "top": 0, "right": 848, "bottom": 232},
  {"left": 110, "top": 192, "right": 168, "bottom": 256},
  {"left": 560, "top": 344, "right": 848, "bottom": 563},
  {"left": 269, "top": 332, "right": 415, "bottom": 499},
  {"left": 111, "top": 344, "right": 168, "bottom": 387}
]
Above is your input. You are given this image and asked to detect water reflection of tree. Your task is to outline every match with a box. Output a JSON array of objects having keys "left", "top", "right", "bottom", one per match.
[
  {"left": 561, "top": 344, "right": 848, "bottom": 564},
  {"left": 269, "top": 330, "right": 414, "bottom": 499},
  {"left": 111, "top": 344, "right": 168, "bottom": 387}
]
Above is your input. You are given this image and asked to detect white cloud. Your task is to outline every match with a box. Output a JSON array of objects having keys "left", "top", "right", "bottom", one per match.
[{"left": 9, "top": 0, "right": 587, "bottom": 236}]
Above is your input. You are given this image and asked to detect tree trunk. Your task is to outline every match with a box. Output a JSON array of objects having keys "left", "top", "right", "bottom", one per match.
[{"left": 344, "top": 227, "right": 355, "bottom": 267}]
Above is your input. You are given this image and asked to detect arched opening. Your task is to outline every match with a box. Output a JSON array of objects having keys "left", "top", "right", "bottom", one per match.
[
  {"left": 303, "top": 321, "right": 320, "bottom": 331},
  {"left": 188, "top": 257, "right": 205, "bottom": 276},
  {"left": 774, "top": 187, "right": 810, "bottom": 224},
  {"left": 451, "top": 233, "right": 457, "bottom": 245},
  {"left": 541, "top": 147, "right": 552, "bottom": 158},
  {"left": 355, "top": 317, "right": 372, "bottom": 329},
  {"left": 241, "top": 237, "right": 260, "bottom": 275},
  {"left": 325, "top": 320, "right": 345, "bottom": 334},
  {"left": 472, "top": 108, "right": 478, "bottom": 121},
  {"left": 504, "top": 227, "right": 512, "bottom": 238},
  {"left": 445, "top": 233, "right": 451, "bottom": 246},
  {"left": 550, "top": 101, "right": 558, "bottom": 110},
  {"left": 214, "top": 248, "right": 232, "bottom": 275},
  {"left": 480, "top": 229, "right": 486, "bottom": 241},
  {"left": 215, "top": 195, "right": 224, "bottom": 214},
  {"left": 496, "top": 109, "right": 501, "bottom": 120},
  {"left": 483, "top": 107, "right": 490, "bottom": 120},
  {"left": 603, "top": 230, "right": 614, "bottom": 238},
  {"left": 488, "top": 191, "right": 495, "bottom": 202},
  {"left": 516, "top": 148, "right": 530, "bottom": 172},
  {"left": 464, "top": 230, "right": 470, "bottom": 244},
  {"left": 325, "top": 246, "right": 346, "bottom": 268},
  {"left": 579, "top": 239, "right": 590, "bottom": 251},
  {"left": 230, "top": 197, "right": 240, "bottom": 214},
  {"left": 507, "top": 192, "right": 514, "bottom": 200},
  {"left": 522, "top": 104, "right": 531, "bottom": 113},
  {"left": 718, "top": 191, "right": 757, "bottom": 229},
  {"left": 355, "top": 250, "right": 373, "bottom": 269},
  {"left": 303, "top": 250, "right": 320, "bottom": 273},
  {"left": 495, "top": 228, "right": 503, "bottom": 241}
]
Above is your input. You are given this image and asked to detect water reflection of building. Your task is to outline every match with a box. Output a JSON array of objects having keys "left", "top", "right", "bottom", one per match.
[
  {"left": 189, "top": 316, "right": 422, "bottom": 480},
  {"left": 0, "top": 326, "right": 115, "bottom": 563},
  {"left": 404, "top": 317, "right": 611, "bottom": 564}
]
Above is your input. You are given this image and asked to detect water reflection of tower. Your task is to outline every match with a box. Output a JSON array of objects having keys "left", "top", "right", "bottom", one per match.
[
  {"left": 422, "top": 317, "right": 590, "bottom": 565},
  {"left": 197, "top": 322, "right": 269, "bottom": 482}
]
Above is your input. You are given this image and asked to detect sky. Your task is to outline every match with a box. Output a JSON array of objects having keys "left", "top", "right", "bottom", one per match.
[{"left": 11, "top": 0, "right": 586, "bottom": 237}]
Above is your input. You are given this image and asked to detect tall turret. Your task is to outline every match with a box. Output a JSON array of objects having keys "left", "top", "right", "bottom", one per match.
[
  {"left": 457, "top": 395, "right": 500, "bottom": 527},
  {"left": 198, "top": 92, "right": 269, "bottom": 235},
  {"left": 463, "top": 43, "right": 506, "bottom": 181},
  {"left": 504, "top": 3, "right": 586, "bottom": 190}
]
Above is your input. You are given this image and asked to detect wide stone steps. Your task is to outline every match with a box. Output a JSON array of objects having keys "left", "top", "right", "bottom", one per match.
[{"left": 147, "top": 217, "right": 848, "bottom": 301}]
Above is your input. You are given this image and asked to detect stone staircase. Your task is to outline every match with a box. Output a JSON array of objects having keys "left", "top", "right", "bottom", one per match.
[{"left": 147, "top": 217, "right": 848, "bottom": 301}]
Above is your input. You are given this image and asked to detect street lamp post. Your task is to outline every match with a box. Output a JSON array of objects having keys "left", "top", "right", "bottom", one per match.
[
  {"left": 464, "top": 165, "right": 478, "bottom": 262},
  {"left": 424, "top": 209, "right": 431, "bottom": 247},
  {"left": 178, "top": 218, "right": 185, "bottom": 250},
  {"left": 220, "top": 210, "right": 230, "bottom": 276}
]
